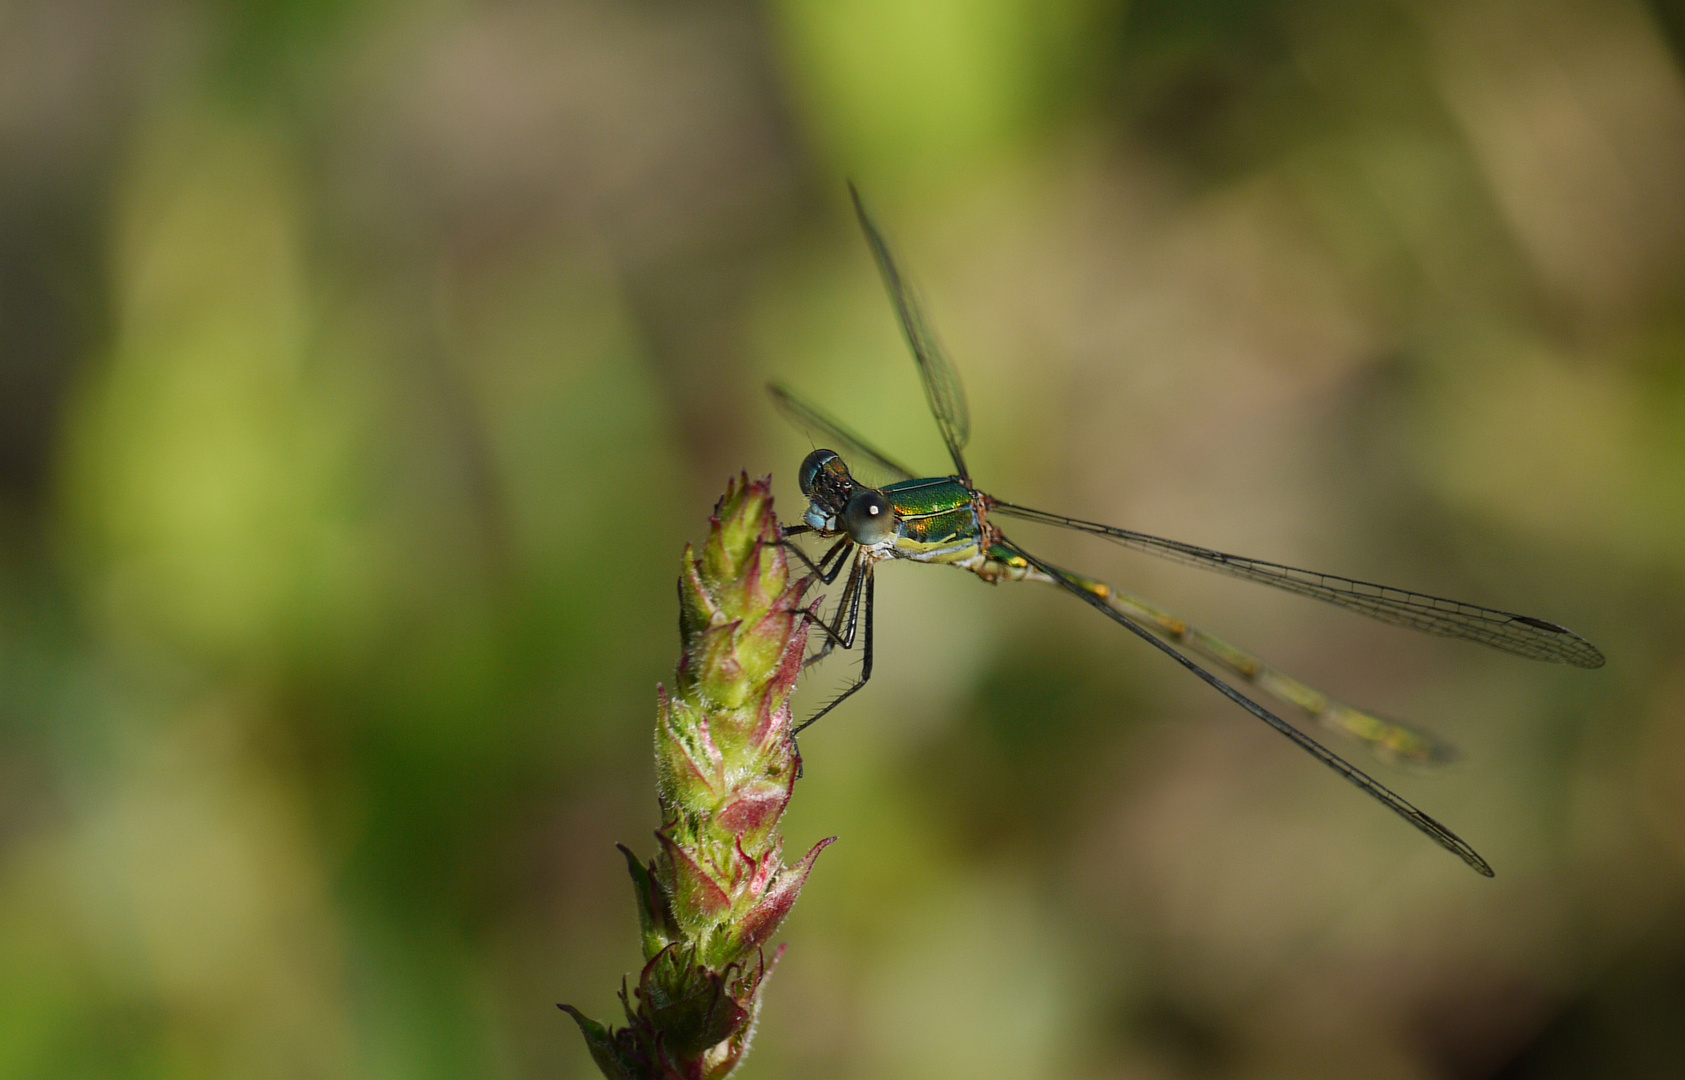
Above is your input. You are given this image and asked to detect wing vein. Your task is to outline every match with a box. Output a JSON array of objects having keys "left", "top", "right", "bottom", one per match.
[
  {"left": 990, "top": 500, "right": 1604, "bottom": 668},
  {"left": 767, "top": 384, "right": 918, "bottom": 483},
  {"left": 849, "top": 183, "right": 972, "bottom": 479}
]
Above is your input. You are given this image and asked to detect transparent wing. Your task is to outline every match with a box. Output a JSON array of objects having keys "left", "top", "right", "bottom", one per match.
[
  {"left": 849, "top": 183, "right": 972, "bottom": 480},
  {"left": 990, "top": 500, "right": 1605, "bottom": 668},
  {"left": 767, "top": 383, "right": 917, "bottom": 484},
  {"left": 994, "top": 535, "right": 1494, "bottom": 876}
]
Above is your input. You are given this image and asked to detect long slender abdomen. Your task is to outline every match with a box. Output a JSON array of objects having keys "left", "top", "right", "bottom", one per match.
[{"left": 978, "top": 545, "right": 1453, "bottom": 765}]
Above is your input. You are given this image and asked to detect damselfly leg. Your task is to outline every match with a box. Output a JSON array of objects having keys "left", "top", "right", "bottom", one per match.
[{"left": 794, "top": 560, "right": 875, "bottom": 735}]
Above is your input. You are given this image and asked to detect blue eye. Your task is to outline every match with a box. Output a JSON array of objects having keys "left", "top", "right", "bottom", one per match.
[{"left": 798, "top": 449, "right": 839, "bottom": 496}]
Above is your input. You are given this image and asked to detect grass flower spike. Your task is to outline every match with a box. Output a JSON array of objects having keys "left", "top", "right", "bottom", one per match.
[{"left": 563, "top": 475, "right": 830, "bottom": 1080}]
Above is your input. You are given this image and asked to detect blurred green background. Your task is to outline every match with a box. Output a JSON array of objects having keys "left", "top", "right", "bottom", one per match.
[{"left": 3, "top": 1, "right": 1684, "bottom": 1076}]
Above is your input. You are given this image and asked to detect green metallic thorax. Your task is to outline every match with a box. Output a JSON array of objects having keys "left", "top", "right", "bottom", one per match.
[
  {"left": 881, "top": 477, "right": 985, "bottom": 563},
  {"left": 879, "top": 476, "right": 1049, "bottom": 580}
]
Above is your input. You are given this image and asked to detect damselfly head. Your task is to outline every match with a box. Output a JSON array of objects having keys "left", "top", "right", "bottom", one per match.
[{"left": 797, "top": 448, "right": 875, "bottom": 537}]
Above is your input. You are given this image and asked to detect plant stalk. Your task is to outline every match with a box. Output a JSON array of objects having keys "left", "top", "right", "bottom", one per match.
[{"left": 563, "top": 475, "right": 829, "bottom": 1080}]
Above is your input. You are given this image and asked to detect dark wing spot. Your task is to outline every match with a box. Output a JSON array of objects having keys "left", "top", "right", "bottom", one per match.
[{"left": 1512, "top": 616, "right": 1568, "bottom": 633}]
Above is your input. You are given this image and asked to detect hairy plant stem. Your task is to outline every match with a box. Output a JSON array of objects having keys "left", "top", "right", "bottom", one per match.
[{"left": 563, "top": 475, "right": 829, "bottom": 1080}]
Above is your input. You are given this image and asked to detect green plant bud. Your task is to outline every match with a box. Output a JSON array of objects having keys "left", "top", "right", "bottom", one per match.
[{"left": 563, "top": 475, "right": 832, "bottom": 1079}]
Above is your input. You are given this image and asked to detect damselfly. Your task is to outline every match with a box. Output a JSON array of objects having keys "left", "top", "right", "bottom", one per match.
[{"left": 773, "top": 186, "right": 1604, "bottom": 877}]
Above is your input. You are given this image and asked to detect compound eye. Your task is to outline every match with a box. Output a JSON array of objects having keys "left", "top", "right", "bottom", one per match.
[
  {"left": 844, "top": 490, "right": 894, "bottom": 544},
  {"left": 798, "top": 449, "right": 839, "bottom": 496}
]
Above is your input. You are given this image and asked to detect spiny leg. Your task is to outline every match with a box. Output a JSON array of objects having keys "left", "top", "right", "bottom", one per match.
[
  {"left": 772, "top": 525, "right": 858, "bottom": 669},
  {"left": 813, "top": 537, "right": 855, "bottom": 583},
  {"left": 779, "top": 523, "right": 854, "bottom": 584},
  {"left": 781, "top": 530, "right": 855, "bottom": 586},
  {"left": 995, "top": 535, "right": 1492, "bottom": 876},
  {"left": 804, "top": 553, "right": 865, "bottom": 665},
  {"left": 795, "top": 563, "right": 875, "bottom": 735}
]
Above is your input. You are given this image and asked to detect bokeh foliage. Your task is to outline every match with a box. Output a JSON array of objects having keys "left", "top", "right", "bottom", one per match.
[{"left": 2, "top": 0, "right": 1685, "bottom": 1077}]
